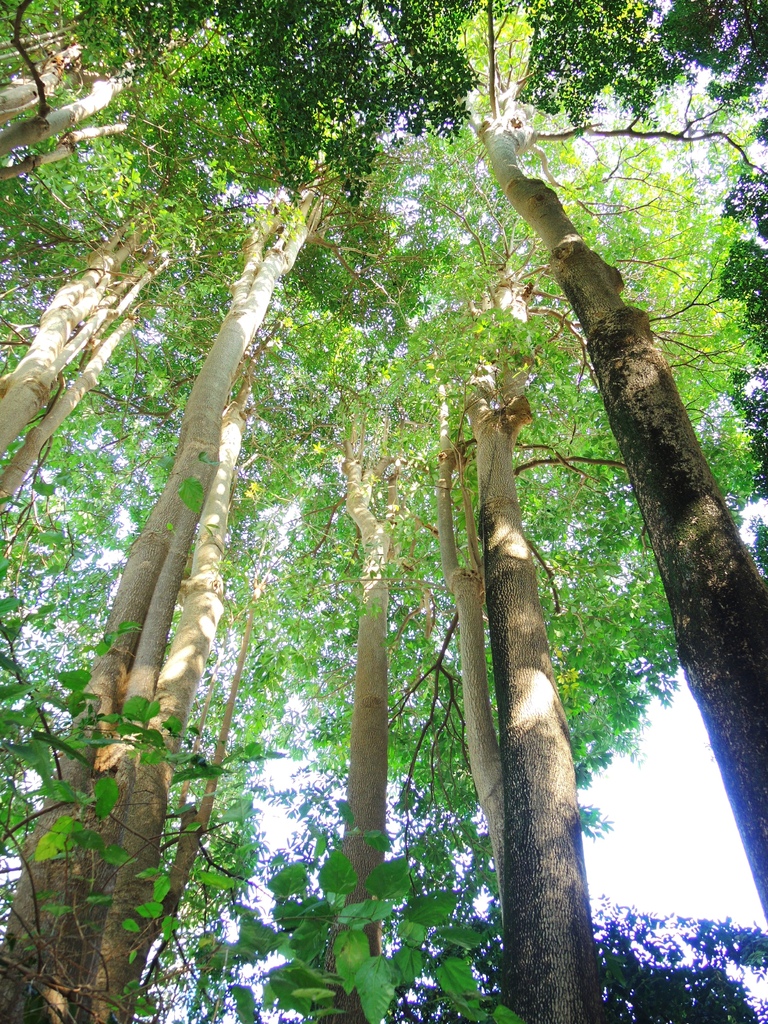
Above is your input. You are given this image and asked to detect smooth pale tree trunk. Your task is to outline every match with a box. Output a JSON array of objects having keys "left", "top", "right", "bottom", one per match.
[
  {"left": 436, "top": 391, "right": 505, "bottom": 892},
  {"left": 0, "top": 199, "right": 315, "bottom": 1024},
  {"left": 0, "top": 226, "right": 141, "bottom": 459},
  {"left": 481, "top": 111, "right": 768, "bottom": 920},
  {"left": 0, "top": 73, "right": 129, "bottom": 157},
  {"left": 90, "top": 390, "right": 249, "bottom": 1022},
  {"left": 468, "top": 367, "right": 605, "bottom": 1024},
  {"left": 334, "top": 442, "right": 394, "bottom": 1024},
  {"left": 0, "top": 123, "right": 127, "bottom": 179},
  {"left": 0, "top": 44, "right": 82, "bottom": 122},
  {"left": 0, "top": 258, "right": 169, "bottom": 500}
]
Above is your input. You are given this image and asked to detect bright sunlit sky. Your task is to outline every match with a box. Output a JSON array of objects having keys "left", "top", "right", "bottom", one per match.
[{"left": 581, "top": 680, "right": 766, "bottom": 929}]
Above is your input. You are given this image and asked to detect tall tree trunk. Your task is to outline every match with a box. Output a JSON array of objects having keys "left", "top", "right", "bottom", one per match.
[
  {"left": 468, "top": 366, "right": 605, "bottom": 1024},
  {"left": 90, "top": 387, "right": 249, "bottom": 1023},
  {"left": 0, "top": 199, "right": 315, "bottom": 1023},
  {"left": 334, "top": 440, "right": 394, "bottom": 1024},
  {"left": 0, "top": 72, "right": 129, "bottom": 157},
  {"left": 481, "top": 112, "right": 768, "bottom": 920},
  {"left": 436, "top": 391, "right": 505, "bottom": 893},
  {"left": 0, "top": 44, "right": 82, "bottom": 123},
  {"left": 0, "top": 258, "right": 168, "bottom": 499},
  {"left": 0, "top": 225, "right": 141, "bottom": 459}
]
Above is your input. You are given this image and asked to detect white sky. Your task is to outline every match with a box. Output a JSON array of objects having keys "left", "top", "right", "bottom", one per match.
[{"left": 581, "top": 683, "right": 766, "bottom": 929}]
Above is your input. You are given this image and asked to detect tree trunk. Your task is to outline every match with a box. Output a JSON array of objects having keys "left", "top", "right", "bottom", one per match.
[
  {"left": 0, "top": 73, "right": 129, "bottom": 157},
  {"left": 0, "top": 199, "right": 315, "bottom": 1023},
  {"left": 90, "top": 389, "right": 249, "bottom": 1023},
  {"left": 0, "top": 258, "right": 167, "bottom": 500},
  {"left": 468, "top": 367, "right": 605, "bottom": 1024},
  {"left": 481, "top": 112, "right": 768, "bottom": 920},
  {"left": 334, "top": 441, "right": 393, "bottom": 1024},
  {"left": 436, "top": 391, "right": 505, "bottom": 893},
  {"left": 0, "top": 44, "right": 82, "bottom": 123},
  {"left": 0, "top": 225, "right": 141, "bottom": 459},
  {"left": 0, "top": 123, "right": 128, "bottom": 179}
]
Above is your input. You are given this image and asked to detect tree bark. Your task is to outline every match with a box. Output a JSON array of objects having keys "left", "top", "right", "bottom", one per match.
[
  {"left": 0, "top": 226, "right": 141, "bottom": 459},
  {"left": 0, "top": 258, "right": 168, "bottom": 500},
  {"left": 0, "top": 73, "right": 129, "bottom": 157},
  {"left": 0, "top": 199, "right": 315, "bottom": 1023},
  {"left": 0, "top": 123, "right": 128, "bottom": 179},
  {"left": 436, "top": 391, "right": 505, "bottom": 894},
  {"left": 334, "top": 441, "right": 393, "bottom": 1024},
  {"left": 481, "top": 112, "right": 768, "bottom": 920},
  {"left": 0, "top": 44, "right": 82, "bottom": 123},
  {"left": 468, "top": 367, "right": 605, "bottom": 1024}
]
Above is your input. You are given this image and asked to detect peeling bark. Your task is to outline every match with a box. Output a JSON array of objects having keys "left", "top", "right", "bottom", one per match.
[
  {"left": 469, "top": 367, "right": 604, "bottom": 1024},
  {"left": 481, "top": 112, "right": 768, "bottom": 921},
  {"left": 0, "top": 226, "right": 141, "bottom": 459},
  {"left": 0, "top": 259, "right": 168, "bottom": 500},
  {"left": 0, "top": 44, "right": 82, "bottom": 123}
]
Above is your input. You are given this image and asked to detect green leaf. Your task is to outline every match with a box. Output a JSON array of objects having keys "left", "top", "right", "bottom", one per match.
[
  {"left": 318, "top": 850, "right": 358, "bottom": 895},
  {"left": 102, "top": 844, "right": 131, "bottom": 865},
  {"left": 433, "top": 925, "right": 485, "bottom": 950},
  {"left": 392, "top": 946, "right": 422, "bottom": 986},
  {"left": 163, "top": 715, "right": 182, "bottom": 736},
  {"left": 363, "top": 829, "right": 391, "bottom": 852},
  {"left": 404, "top": 890, "right": 457, "bottom": 925},
  {"left": 333, "top": 930, "right": 370, "bottom": 993},
  {"left": 71, "top": 829, "right": 105, "bottom": 853},
  {"left": 355, "top": 956, "right": 395, "bottom": 1024},
  {"left": 122, "top": 918, "right": 140, "bottom": 933},
  {"left": 153, "top": 876, "right": 171, "bottom": 902},
  {"left": 199, "top": 870, "right": 236, "bottom": 891},
  {"left": 268, "top": 863, "right": 308, "bottom": 898},
  {"left": 122, "top": 696, "right": 160, "bottom": 722},
  {"left": 231, "top": 984, "right": 256, "bottom": 1024},
  {"left": 337, "top": 799, "right": 355, "bottom": 825},
  {"left": 337, "top": 899, "right": 395, "bottom": 929},
  {"left": 32, "top": 478, "right": 55, "bottom": 496},
  {"left": 135, "top": 900, "right": 164, "bottom": 918},
  {"left": 34, "top": 816, "right": 77, "bottom": 861},
  {"left": 198, "top": 451, "right": 220, "bottom": 465},
  {"left": 46, "top": 780, "right": 77, "bottom": 803},
  {"left": 493, "top": 1006, "right": 528, "bottom": 1024},
  {"left": 179, "top": 476, "right": 205, "bottom": 512},
  {"left": 364, "top": 857, "right": 409, "bottom": 899},
  {"left": 436, "top": 957, "right": 478, "bottom": 997},
  {"left": 57, "top": 669, "right": 91, "bottom": 690},
  {"left": 94, "top": 777, "right": 120, "bottom": 819},
  {"left": 399, "top": 919, "right": 427, "bottom": 947}
]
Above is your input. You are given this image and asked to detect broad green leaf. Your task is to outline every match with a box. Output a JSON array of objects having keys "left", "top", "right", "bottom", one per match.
[
  {"left": 153, "top": 875, "right": 171, "bottom": 902},
  {"left": 436, "top": 957, "right": 478, "bottom": 997},
  {"left": 364, "top": 830, "right": 391, "bottom": 852},
  {"left": 319, "top": 850, "right": 358, "bottom": 895},
  {"left": 337, "top": 799, "right": 355, "bottom": 825},
  {"left": 268, "top": 864, "right": 308, "bottom": 898},
  {"left": 135, "top": 900, "right": 164, "bottom": 918},
  {"left": 494, "top": 1006, "right": 528, "bottom": 1024},
  {"left": 355, "top": 956, "right": 395, "bottom": 1024},
  {"left": 122, "top": 918, "right": 140, "bottom": 933},
  {"left": 399, "top": 919, "right": 427, "bottom": 947},
  {"left": 433, "top": 925, "right": 485, "bottom": 950},
  {"left": 93, "top": 777, "right": 120, "bottom": 819},
  {"left": 179, "top": 476, "right": 205, "bottom": 512},
  {"left": 57, "top": 669, "right": 90, "bottom": 690},
  {"left": 364, "top": 857, "right": 409, "bottom": 899},
  {"left": 102, "top": 844, "right": 131, "bottom": 866},
  {"left": 337, "top": 899, "right": 395, "bottom": 928},
  {"left": 122, "top": 696, "right": 160, "bottom": 722},
  {"left": 199, "top": 870, "right": 236, "bottom": 891},
  {"left": 393, "top": 946, "right": 422, "bottom": 986},
  {"left": 404, "top": 890, "right": 457, "bottom": 925},
  {"left": 334, "top": 930, "right": 370, "bottom": 992},
  {"left": 71, "top": 829, "right": 105, "bottom": 853},
  {"left": 231, "top": 985, "right": 256, "bottom": 1024}
]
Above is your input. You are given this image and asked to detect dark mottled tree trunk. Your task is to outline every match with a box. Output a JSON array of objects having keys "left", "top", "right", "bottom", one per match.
[
  {"left": 482, "top": 115, "right": 768, "bottom": 921},
  {"left": 469, "top": 370, "right": 605, "bottom": 1024}
]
